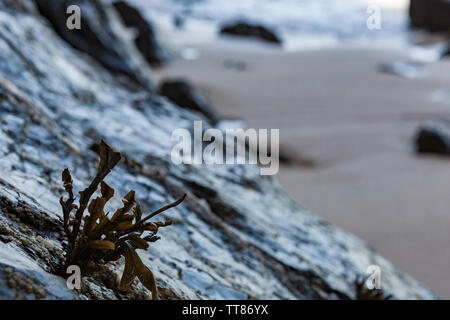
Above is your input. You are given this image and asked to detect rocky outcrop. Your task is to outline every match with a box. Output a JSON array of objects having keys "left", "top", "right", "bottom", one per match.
[
  {"left": 219, "top": 21, "right": 282, "bottom": 45},
  {"left": 409, "top": 0, "right": 450, "bottom": 32},
  {"left": 112, "top": 1, "right": 171, "bottom": 66},
  {"left": 34, "top": 0, "right": 155, "bottom": 90},
  {"left": 415, "top": 122, "right": 450, "bottom": 155},
  {"left": 159, "top": 79, "right": 220, "bottom": 125},
  {"left": 0, "top": 0, "right": 436, "bottom": 299}
]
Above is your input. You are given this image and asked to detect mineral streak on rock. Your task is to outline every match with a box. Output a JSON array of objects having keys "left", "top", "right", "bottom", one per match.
[{"left": 0, "top": 0, "right": 437, "bottom": 300}]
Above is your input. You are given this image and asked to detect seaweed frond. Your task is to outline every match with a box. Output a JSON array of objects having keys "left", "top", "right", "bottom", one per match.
[
  {"left": 59, "top": 140, "right": 186, "bottom": 299},
  {"left": 355, "top": 279, "right": 392, "bottom": 300}
]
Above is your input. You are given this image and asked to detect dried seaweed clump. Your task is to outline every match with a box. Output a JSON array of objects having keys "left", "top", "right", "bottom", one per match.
[
  {"left": 59, "top": 140, "right": 185, "bottom": 299},
  {"left": 355, "top": 279, "right": 392, "bottom": 300}
]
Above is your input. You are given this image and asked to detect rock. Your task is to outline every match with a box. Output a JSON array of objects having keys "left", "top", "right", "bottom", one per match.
[
  {"left": 34, "top": 0, "right": 155, "bottom": 90},
  {"left": 444, "top": 43, "right": 450, "bottom": 57},
  {"left": 219, "top": 21, "right": 282, "bottom": 45},
  {"left": 112, "top": 1, "right": 171, "bottom": 66},
  {"left": 0, "top": 0, "right": 437, "bottom": 300},
  {"left": 415, "top": 122, "right": 450, "bottom": 155},
  {"left": 410, "top": 0, "right": 450, "bottom": 32},
  {"left": 223, "top": 59, "right": 247, "bottom": 71},
  {"left": 0, "top": 243, "right": 75, "bottom": 300},
  {"left": 378, "top": 61, "right": 426, "bottom": 79},
  {"left": 159, "top": 79, "right": 221, "bottom": 124}
]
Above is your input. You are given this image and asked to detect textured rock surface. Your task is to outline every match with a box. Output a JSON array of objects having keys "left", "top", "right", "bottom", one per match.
[
  {"left": 0, "top": 0, "right": 436, "bottom": 299},
  {"left": 409, "top": 0, "right": 450, "bottom": 32}
]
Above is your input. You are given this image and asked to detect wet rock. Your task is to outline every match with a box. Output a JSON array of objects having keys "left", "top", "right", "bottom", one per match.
[
  {"left": 415, "top": 122, "right": 450, "bottom": 155},
  {"left": 219, "top": 21, "right": 282, "bottom": 45},
  {"left": 113, "top": 1, "right": 171, "bottom": 66},
  {"left": 410, "top": 0, "right": 450, "bottom": 32},
  {"left": 34, "top": 0, "right": 155, "bottom": 90},
  {"left": 0, "top": 0, "right": 437, "bottom": 300},
  {"left": 159, "top": 79, "right": 220, "bottom": 124}
]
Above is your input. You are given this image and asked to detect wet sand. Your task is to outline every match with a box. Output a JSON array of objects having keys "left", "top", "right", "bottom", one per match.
[{"left": 155, "top": 40, "right": 450, "bottom": 298}]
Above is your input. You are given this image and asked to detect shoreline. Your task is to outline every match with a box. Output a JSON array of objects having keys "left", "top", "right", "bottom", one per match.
[{"left": 155, "top": 38, "right": 450, "bottom": 298}]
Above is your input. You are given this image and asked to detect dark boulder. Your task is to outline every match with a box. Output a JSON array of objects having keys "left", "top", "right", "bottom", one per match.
[
  {"left": 34, "top": 0, "right": 154, "bottom": 89},
  {"left": 410, "top": 0, "right": 450, "bottom": 32},
  {"left": 113, "top": 1, "right": 170, "bottom": 66},
  {"left": 159, "top": 79, "right": 220, "bottom": 124},
  {"left": 173, "top": 15, "right": 186, "bottom": 29},
  {"left": 219, "top": 21, "right": 282, "bottom": 45},
  {"left": 444, "top": 42, "right": 450, "bottom": 57},
  {"left": 415, "top": 122, "right": 450, "bottom": 155}
]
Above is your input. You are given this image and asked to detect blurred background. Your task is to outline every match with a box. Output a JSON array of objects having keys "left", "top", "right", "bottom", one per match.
[{"left": 124, "top": 0, "right": 450, "bottom": 297}]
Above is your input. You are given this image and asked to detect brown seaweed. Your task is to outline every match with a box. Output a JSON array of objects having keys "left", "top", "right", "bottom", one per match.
[{"left": 59, "top": 140, "right": 185, "bottom": 299}]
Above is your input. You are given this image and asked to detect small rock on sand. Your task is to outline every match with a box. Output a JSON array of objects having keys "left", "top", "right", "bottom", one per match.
[
  {"left": 219, "top": 21, "right": 282, "bottom": 45},
  {"left": 415, "top": 122, "right": 450, "bottom": 156}
]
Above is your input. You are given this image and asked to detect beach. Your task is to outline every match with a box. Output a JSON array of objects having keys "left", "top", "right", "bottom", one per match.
[
  {"left": 155, "top": 39, "right": 450, "bottom": 298},
  {"left": 0, "top": 0, "right": 444, "bottom": 302}
]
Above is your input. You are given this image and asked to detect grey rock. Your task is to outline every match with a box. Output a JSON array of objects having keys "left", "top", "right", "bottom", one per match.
[
  {"left": 0, "top": 0, "right": 437, "bottom": 300},
  {"left": 173, "top": 15, "right": 186, "bottom": 29},
  {"left": 159, "top": 79, "right": 221, "bottom": 125},
  {"left": 113, "top": 1, "right": 171, "bottom": 66}
]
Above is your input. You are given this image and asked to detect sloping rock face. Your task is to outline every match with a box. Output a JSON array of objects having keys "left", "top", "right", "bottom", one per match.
[
  {"left": 0, "top": 0, "right": 436, "bottom": 299},
  {"left": 112, "top": 0, "right": 171, "bottom": 66},
  {"left": 34, "top": 0, "right": 155, "bottom": 90}
]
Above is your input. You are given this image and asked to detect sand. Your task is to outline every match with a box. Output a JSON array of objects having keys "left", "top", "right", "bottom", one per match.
[{"left": 155, "top": 38, "right": 450, "bottom": 298}]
